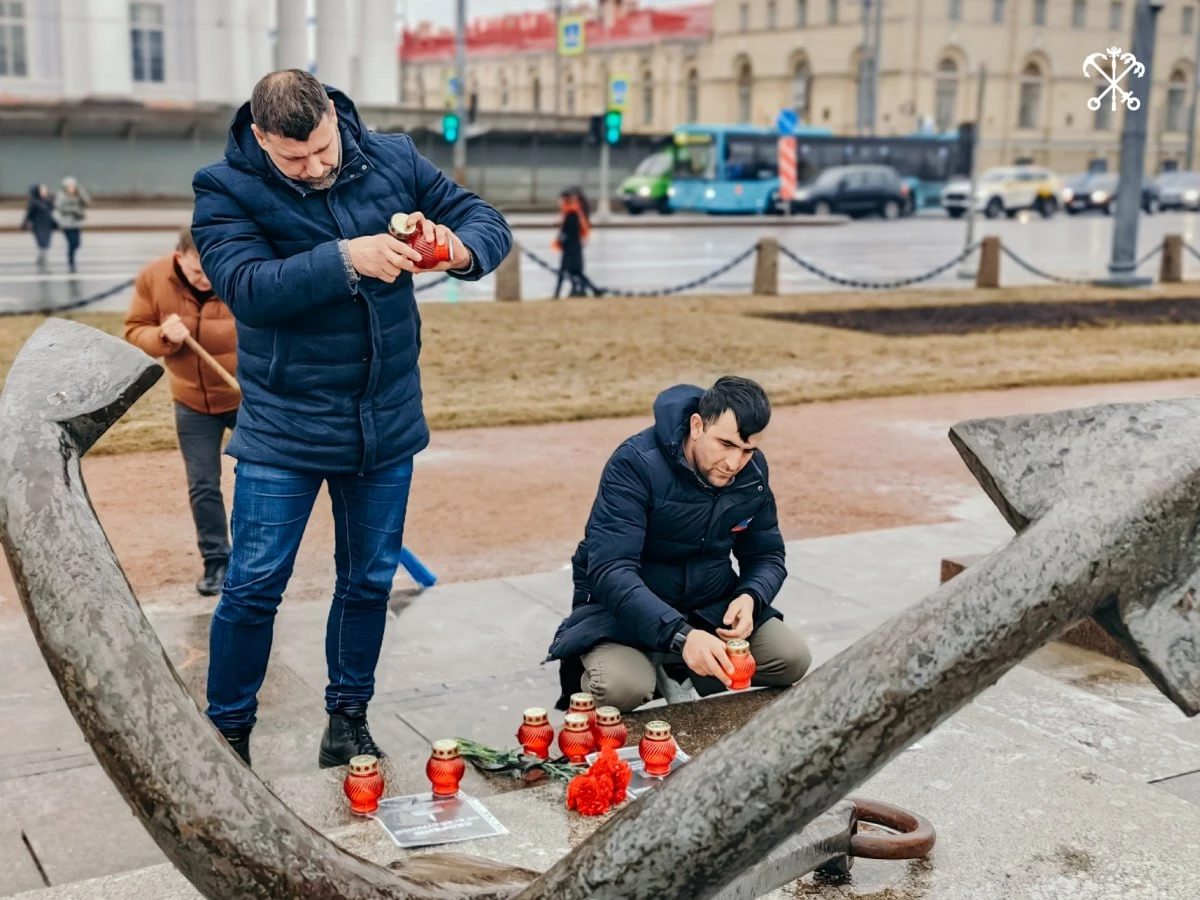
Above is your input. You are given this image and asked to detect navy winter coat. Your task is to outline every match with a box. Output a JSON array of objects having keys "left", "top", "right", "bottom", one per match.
[
  {"left": 191, "top": 87, "right": 512, "bottom": 474},
  {"left": 546, "top": 384, "right": 787, "bottom": 706}
]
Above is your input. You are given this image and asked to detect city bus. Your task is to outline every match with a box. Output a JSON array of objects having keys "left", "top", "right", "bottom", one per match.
[{"left": 667, "top": 124, "right": 971, "bottom": 215}]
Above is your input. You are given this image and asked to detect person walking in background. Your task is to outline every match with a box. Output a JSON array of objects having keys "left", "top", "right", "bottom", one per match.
[
  {"left": 54, "top": 176, "right": 89, "bottom": 273},
  {"left": 552, "top": 188, "right": 603, "bottom": 298},
  {"left": 123, "top": 227, "right": 240, "bottom": 598},
  {"left": 21, "top": 184, "right": 55, "bottom": 271}
]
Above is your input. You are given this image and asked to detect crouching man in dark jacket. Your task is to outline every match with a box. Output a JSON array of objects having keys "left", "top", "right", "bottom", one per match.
[
  {"left": 191, "top": 69, "right": 512, "bottom": 769},
  {"left": 546, "top": 377, "right": 811, "bottom": 712}
]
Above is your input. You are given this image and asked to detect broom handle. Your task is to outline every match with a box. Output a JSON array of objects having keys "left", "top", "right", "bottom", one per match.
[{"left": 182, "top": 334, "right": 241, "bottom": 394}]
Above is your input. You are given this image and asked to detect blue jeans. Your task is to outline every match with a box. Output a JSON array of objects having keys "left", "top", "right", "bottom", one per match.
[{"left": 205, "top": 459, "right": 414, "bottom": 734}]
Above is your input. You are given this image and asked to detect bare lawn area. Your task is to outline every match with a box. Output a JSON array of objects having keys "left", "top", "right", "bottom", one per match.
[{"left": 4, "top": 283, "right": 1200, "bottom": 456}]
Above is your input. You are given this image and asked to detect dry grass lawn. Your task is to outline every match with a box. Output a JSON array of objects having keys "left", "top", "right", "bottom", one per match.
[{"left": 4, "top": 282, "right": 1200, "bottom": 456}]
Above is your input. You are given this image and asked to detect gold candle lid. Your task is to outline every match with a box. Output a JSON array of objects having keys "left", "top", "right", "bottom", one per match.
[
  {"left": 348, "top": 754, "right": 379, "bottom": 775},
  {"left": 563, "top": 712, "right": 591, "bottom": 732},
  {"left": 644, "top": 720, "right": 672, "bottom": 740},
  {"left": 388, "top": 212, "right": 416, "bottom": 238},
  {"left": 569, "top": 692, "right": 596, "bottom": 710},
  {"left": 726, "top": 638, "right": 751, "bottom": 657},
  {"left": 522, "top": 706, "right": 549, "bottom": 725},
  {"left": 596, "top": 706, "right": 623, "bottom": 726},
  {"left": 431, "top": 739, "right": 460, "bottom": 760}
]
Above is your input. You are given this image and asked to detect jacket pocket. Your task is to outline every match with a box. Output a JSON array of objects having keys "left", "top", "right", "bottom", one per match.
[{"left": 266, "top": 329, "right": 291, "bottom": 393}]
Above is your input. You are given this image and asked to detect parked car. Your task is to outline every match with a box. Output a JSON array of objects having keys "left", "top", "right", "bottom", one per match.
[
  {"left": 772, "top": 164, "right": 913, "bottom": 218},
  {"left": 1154, "top": 170, "right": 1200, "bottom": 211},
  {"left": 618, "top": 149, "right": 673, "bottom": 214},
  {"left": 1060, "top": 172, "right": 1159, "bottom": 214},
  {"left": 940, "top": 165, "right": 1062, "bottom": 218}
]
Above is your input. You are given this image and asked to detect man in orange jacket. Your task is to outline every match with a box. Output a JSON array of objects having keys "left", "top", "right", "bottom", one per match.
[{"left": 125, "top": 226, "right": 240, "bottom": 596}]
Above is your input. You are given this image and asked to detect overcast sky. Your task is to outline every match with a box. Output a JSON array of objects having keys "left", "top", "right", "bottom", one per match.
[{"left": 405, "top": 0, "right": 679, "bottom": 29}]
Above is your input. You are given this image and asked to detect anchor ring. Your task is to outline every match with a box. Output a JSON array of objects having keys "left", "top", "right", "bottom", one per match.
[{"left": 848, "top": 798, "right": 937, "bottom": 860}]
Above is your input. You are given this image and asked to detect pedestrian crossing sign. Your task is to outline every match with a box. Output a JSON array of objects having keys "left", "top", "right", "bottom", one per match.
[
  {"left": 609, "top": 75, "right": 629, "bottom": 111},
  {"left": 559, "top": 17, "right": 585, "bottom": 56}
]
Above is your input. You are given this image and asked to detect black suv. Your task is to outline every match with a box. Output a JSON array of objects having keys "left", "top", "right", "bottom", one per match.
[{"left": 772, "top": 164, "right": 913, "bottom": 219}]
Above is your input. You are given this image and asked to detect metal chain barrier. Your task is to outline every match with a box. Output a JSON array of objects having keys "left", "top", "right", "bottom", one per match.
[
  {"left": 1185, "top": 242, "right": 1200, "bottom": 265},
  {"left": 1135, "top": 244, "right": 1163, "bottom": 269},
  {"left": 518, "top": 242, "right": 758, "bottom": 298},
  {"left": 0, "top": 277, "right": 135, "bottom": 319},
  {"left": 778, "top": 242, "right": 980, "bottom": 291},
  {"left": 998, "top": 245, "right": 1094, "bottom": 285}
]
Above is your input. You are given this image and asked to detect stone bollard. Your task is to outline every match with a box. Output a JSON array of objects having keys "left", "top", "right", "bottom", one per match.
[
  {"left": 975, "top": 236, "right": 1001, "bottom": 288},
  {"left": 1160, "top": 234, "right": 1182, "bottom": 283},
  {"left": 753, "top": 237, "right": 779, "bottom": 295},
  {"left": 494, "top": 246, "right": 522, "bottom": 302}
]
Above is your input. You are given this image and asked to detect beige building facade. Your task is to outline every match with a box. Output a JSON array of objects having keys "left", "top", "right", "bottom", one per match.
[{"left": 402, "top": 0, "right": 1200, "bottom": 176}]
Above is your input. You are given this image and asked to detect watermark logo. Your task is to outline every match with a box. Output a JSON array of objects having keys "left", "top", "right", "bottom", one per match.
[{"left": 1084, "top": 47, "right": 1145, "bottom": 112}]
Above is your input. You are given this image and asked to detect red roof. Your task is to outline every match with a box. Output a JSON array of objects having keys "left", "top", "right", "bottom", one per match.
[{"left": 400, "top": 4, "right": 711, "bottom": 62}]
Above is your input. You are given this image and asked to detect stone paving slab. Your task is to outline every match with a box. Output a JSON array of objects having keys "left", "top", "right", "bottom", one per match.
[{"left": 0, "top": 828, "right": 47, "bottom": 896}]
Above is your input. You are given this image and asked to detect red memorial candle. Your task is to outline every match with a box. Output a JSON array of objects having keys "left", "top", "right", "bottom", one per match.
[
  {"left": 638, "top": 720, "right": 678, "bottom": 778},
  {"left": 726, "top": 638, "right": 757, "bottom": 690},
  {"left": 517, "top": 706, "right": 556, "bottom": 760},
  {"left": 343, "top": 754, "right": 385, "bottom": 815},
  {"left": 557, "top": 712, "right": 596, "bottom": 763},
  {"left": 594, "top": 706, "right": 628, "bottom": 751},
  {"left": 389, "top": 212, "right": 452, "bottom": 268},
  {"left": 425, "top": 739, "right": 466, "bottom": 798}
]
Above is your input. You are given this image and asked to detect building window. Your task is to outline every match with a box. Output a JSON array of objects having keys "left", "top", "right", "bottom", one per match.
[
  {"left": 531, "top": 75, "right": 541, "bottom": 112},
  {"left": 949, "top": 0, "right": 962, "bottom": 21},
  {"left": 1109, "top": 1, "right": 1122, "bottom": 29},
  {"left": 792, "top": 61, "right": 811, "bottom": 122},
  {"left": 736, "top": 60, "right": 753, "bottom": 123},
  {"left": 499, "top": 77, "right": 509, "bottom": 108},
  {"left": 992, "top": 0, "right": 1005, "bottom": 23},
  {"left": 130, "top": 1, "right": 165, "bottom": 83},
  {"left": 1033, "top": 0, "right": 1046, "bottom": 26},
  {"left": 641, "top": 71, "right": 653, "bottom": 125},
  {"left": 0, "top": 0, "right": 28, "bottom": 77},
  {"left": 797, "top": 0, "right": 808, "bottom": 26},
  {"left": 1167, "top": 69, "right": 1188, "bottom": 132},
  {"left": 686, "top": 69, "right": 699, "bottom": 123},
  {"left": 829, "top": 0, "right": 838, "bottom": 25},
  {"left": 1018, "top": 61, "right": 1043, "bottom": 128},
  {"left": 739, "top": 2, "right": 749, "bottom": 31},
  {"left": 565, "top": 74, "right": 575, "bottom": 115},
  {"left": 767, "top": 0, "right": 778, "bottom": 28},
  {"left": 1094, "top": 97, "right": 1112, "bottom": 131},
  {"left": 1185, "top": 6, "right": 1195, "bottom": 34},
  {"left": 1072, "top": 0, "right": 1086, "bottom": 28},
  {"left": 935, "top": 58, "right": 959, "bottom": 132}
]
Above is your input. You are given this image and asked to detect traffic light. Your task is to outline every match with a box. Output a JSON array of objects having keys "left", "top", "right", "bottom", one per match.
[
  {"left": 588, "top": 114, "right": 604, "bottom": 146},
  {"left": 604, "top": 109, "right": 622, "bottom": 145},
  {"left": 442, "top": 112, "right": 460, "bottom": 143}
]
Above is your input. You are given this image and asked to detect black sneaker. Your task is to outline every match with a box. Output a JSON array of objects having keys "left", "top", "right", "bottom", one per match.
[
  {"left": 318, "top": 705, "right": 386, "bottom": 769},
  {"left": 196, "top": 558, "right": 227, "bottom": 596},
  {"left": 223, "top": 730, "right": 251, "bottom": 766}
]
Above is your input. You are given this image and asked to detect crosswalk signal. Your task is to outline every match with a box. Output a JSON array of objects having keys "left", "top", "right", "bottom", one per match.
[
  {"left": 442, "top": 112, "right": 460, "bottom": 143},
  {"left": 604, "top": 109, "right": 622, "bottom": 145}
]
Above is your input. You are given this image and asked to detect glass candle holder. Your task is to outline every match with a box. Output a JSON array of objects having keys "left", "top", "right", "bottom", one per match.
[
  {"left": 557, "top": 712, "right": 596, "bottom": 763},
  {"left": 594, "top": 706, "right": 628, "bottom": 751},
  {"left": 344, "top": 754, "right": 385, "bottom": 815},
  {"left": 425, "top": 739, "right": 466, "bottom": 798},
  {"left": 726, "top": 638, "right": 757, "bottom": 690},
  {"left": 389, "top": 212, "right": 451, "bottom": 268},
  {"left": 568, "top": 692, "right": 598, "bottom": 731},
  {"left": 638, "top": 720, "right": 678, "bottom": 778},
  {"left": 517, "top": 706, "right": 556, "bottom": 760}
]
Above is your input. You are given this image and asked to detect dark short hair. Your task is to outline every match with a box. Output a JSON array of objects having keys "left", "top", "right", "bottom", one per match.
[
  {"left": 697, "top": 376, "right": 771, "bottom": 441},
  {"left": 175, "top": 226, "right": 197, "bottom": 255},
  {"left": 250, "top": 69, "right": 330, "bottom": 141}
]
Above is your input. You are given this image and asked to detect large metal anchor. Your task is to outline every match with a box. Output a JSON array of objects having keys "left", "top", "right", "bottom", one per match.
[{"left": 2, "top": 318, "right": 1198, "bottom": 899}]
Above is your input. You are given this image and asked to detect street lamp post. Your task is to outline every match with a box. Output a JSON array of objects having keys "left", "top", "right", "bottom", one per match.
[
  {"left": 1099, "top": 0, "right": 1163, "bottom": 287},
  {"left": 453, "top": 0, "right": 467, "bottom": 185}
]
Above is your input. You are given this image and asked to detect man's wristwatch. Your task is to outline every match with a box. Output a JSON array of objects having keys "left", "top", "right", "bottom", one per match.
[{"left": 668, "top": 624, "right": 693, "bottom": 655}]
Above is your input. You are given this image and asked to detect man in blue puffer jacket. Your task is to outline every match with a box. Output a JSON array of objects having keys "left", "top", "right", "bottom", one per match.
[
  {"left": 191, "top": 69, "right": 512, "bottom": 769},
  {"left": 546, "top": 376, "right": 812, "bottom": 712}
]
